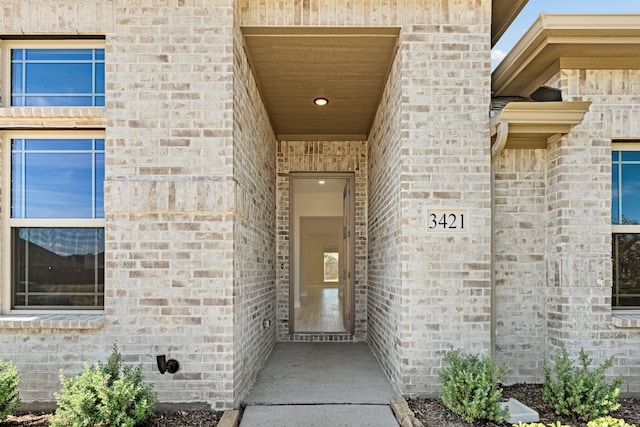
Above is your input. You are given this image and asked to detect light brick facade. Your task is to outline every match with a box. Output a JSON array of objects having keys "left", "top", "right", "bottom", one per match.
[{"left": 0, "top": 0, "right": 638, "bottom": 410}]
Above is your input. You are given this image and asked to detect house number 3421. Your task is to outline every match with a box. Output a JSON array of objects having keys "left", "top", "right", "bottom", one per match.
[{"left": 427, "top": 209, "right": 469, "bottom": 233}]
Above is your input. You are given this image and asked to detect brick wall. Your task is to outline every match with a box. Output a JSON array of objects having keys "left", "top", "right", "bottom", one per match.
[
  {"left": 367, "top": 39, "right": 403, "bottom": 392},
  {"left": 0, "top": 0, "right": 244, "bottom": 409},
  {"left": 494, "top": 69, "right": 640, "bottom": 390},
  {"left": 397, "top": 3, "right": 493, "bottom": 396},
  {"left": 231, "top": 4, "right": 277, "bottom": 403},
  {"left": 554, "top": 69, "right": 640, "bottom": 392},
  {"left": 493, "top": 149, "right": 548, "bottom": 382},
  {"left": 242, "top": 0, "right": 493, "bottom": 396}
]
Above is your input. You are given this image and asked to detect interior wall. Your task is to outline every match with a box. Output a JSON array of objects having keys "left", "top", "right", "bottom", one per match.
[
  {"left": 294, "top": 194, "right": 342, "bottom": 305},
  {"left": 232, "top": 4, "right": 278, "bottom": 405},
  {"left": 301, "top": 218, "right": 342, "bottom": 290}
]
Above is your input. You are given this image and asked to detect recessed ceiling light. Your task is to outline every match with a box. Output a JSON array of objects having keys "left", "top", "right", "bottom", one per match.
[
  {"left": 318, "top": 180, "right": 326, "bottom": 185},
  {"left": 313, "top": 97, "right": 329, "bottom": 106}
]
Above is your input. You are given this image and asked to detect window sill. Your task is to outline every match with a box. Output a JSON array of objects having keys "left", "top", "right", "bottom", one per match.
[
  {"left": 612, "top": 313, "right": 640, "bottom": 329},
  {"left": 0, "top": 314, "right": 105, "bottom": 330},
  {"left": 0, "top": 107, "right": 105, "bottom": 129}
]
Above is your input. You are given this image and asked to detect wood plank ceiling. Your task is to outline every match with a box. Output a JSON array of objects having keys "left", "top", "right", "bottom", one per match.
[{"left": 241, "top": 27, "right": 400, "bottom": 141}]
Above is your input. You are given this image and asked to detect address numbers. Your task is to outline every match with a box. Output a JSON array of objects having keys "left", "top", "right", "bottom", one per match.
[{"left": 427, "top": 208, "right": 469, "bottom": 233}]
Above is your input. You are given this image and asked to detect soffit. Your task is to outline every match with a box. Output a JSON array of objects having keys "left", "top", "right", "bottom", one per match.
[
  {"left": 241, "top": 26, "right": 399, "bottom": 141},
  {"left": 492, "top": 14, "right": 640, "bottom": 97},
  {"left": 491, "top": 0, "right": 528, "bottom": 46}
]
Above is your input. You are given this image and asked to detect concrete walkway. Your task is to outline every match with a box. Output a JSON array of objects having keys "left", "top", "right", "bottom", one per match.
[{"left": 240, "top": 342, "right": 399, "bottom": 426}]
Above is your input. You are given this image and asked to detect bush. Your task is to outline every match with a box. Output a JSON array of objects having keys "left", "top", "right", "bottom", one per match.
[
  {"left": 0, "top": 359, "right": 21, "bottom": 421},
  {"left": 587, "top": 416, "right": 636, "bottom": 427},
  {"left": 50, "top": 344, "right": 156, "bottom": 427},
  {"left": 542, "top": 347, "right": 622, "bottom": 423},
  {"left": 439, "top": 348, "right": 509, "bottom": 423}
]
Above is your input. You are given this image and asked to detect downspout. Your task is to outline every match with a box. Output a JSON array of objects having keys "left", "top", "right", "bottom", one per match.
[{"left": 490, "top": 120, "right": 508, "bottom": 359}]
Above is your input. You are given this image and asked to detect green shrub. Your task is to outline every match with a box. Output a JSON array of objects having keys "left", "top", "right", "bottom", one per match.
[
  {"left": 50, "top": 344, "right": 156, "bottom": 427},
  {"left": 587, "top": 416, "right": 636, "bottom": 427},
  {"left": 439, "top": 348, "right": 509, "bottom": 423},
  {"left": 542, "top": 347, "right": 622, "bottom": 423},
  {"left": 0, "top": 359, "right": 21, "bottom": 421}
]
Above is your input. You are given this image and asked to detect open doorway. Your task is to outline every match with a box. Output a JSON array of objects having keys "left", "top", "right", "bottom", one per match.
[{"left": 290, "top": 173, "right": 355, "bottom": 334}]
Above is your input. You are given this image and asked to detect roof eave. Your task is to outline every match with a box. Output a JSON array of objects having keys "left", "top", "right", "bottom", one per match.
[{"left": 492, "top": 14, "right": 640, "bottom": 97}]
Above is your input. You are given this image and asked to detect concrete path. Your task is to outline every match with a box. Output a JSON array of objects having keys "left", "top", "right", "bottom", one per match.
[{"left": 240, "top": 342, "right": 399, "bottom": 426}]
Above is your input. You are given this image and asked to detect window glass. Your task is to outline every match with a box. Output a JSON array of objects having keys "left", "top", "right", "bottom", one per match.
[
  {"left": 12, "top": 228, "right": 104, "bottom": 308},
  {"left": 612, "top": 163, "right": 619, "bottom": 224},
  {"left": 612, "top": 150, "right": 640, "bottom": 225},
  {"left": 323, "top": 251, "right": 339, "bottom": 282},
  {"left": 613, "top": 233, "right": 640, "bottom": 308},
  {"left": 613, "top": 148, "right": 640, "bottom": 309},
  {"left": 11, "top": 139, "right": 105, "bottom": 219},
  {"left": 10, "top": 136, "right": 105, "bottom": 309},
  {"left": 11, "top": 48, "right": 105, "bottom": 107}
]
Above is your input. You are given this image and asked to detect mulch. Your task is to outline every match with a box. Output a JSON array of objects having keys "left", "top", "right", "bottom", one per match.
[
  {"left": 408, "top": 383, "right": 640, "bottom": 427},
  {"left": 4, "top": 384, "right": 640, "bottom": 426}
]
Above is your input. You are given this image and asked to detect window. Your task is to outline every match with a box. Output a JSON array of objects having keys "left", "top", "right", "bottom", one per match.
[
  {"left": 6, "top": 136, "right": 105, "bottom": 309},
  {"left": 612, "top": 144, "right": 640, "bottom": 308},
  {"left": 4, "top": 133, "right": 105, "bottom": 309},
  {"left": 4, "top": 41, "right": 105, "bottom": 107},
  {"left": 323, "top": 250, "right": 339, "bottom": 283},
  {"left": 1, "top": 42, "right": 106, "bottom": 312}
]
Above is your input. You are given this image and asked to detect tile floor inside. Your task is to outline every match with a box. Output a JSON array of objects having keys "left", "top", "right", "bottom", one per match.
[{"left": 294, "top": 286, "right": 346, "bottom": 332}]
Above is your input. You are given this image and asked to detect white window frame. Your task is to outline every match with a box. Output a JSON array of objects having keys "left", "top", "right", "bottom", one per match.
[
  {"left": 1, "top": 130, "right": 106, "bottom": 314},
  {"left": 1, "top": 39, "right": 105, "bottom": 108},
  {"left": 612, "top": 142, "right": 640, "bottom": 311}
]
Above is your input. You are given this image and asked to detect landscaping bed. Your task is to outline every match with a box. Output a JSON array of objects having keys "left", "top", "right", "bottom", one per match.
[
  {"left": 3, "top": 410, "right": 223, "bottom": 426},
  {"left": 409, "top": 383, "right": 640, "bottom": 426}
]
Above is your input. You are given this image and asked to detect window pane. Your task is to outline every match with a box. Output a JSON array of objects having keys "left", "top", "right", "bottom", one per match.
[
  {"left": 11, "top": 139, "right": 104, "bottom": 219},
  {"left": 95, "top": 153, "right": 105, "bottom": 218},
  {"left": 11, "top": 48, "right": 105, "bottom": 107},
  {"left": 621, "top": 151, "right": 640, "bottom": 161},
  {"left": 25, "top": 63, "right": 93, "bottom": 94},
  {"left": 612, "top": 163, "right": 620, "bottom": 224},
  {"left": 25, "top": 96, "right": 94, "bottom": 106},
  {"left": 24, "top": 153, "right": 93, "bottom": 218},
  {"left": 25, "top": 49, "right": 94, "bottom": 61},
  {"left": 11, "top": 63, "right": 22, "bottom": 94},
  {"left": 613, "top": 233, "right": 640, "bottom": 307},
  {"left": 25, "top": 139, "right": 93, "bottom": 150},
  {"left": 621, "top": 164, "right": 640, "bottom": 224},
  {"left": 12, "top": 228, "right": 104, "bottom": 308}
]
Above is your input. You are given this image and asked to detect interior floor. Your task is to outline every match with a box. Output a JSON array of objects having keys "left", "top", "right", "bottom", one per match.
[{"left": 294, "top": 287, "right": 345, "bottom": 332}]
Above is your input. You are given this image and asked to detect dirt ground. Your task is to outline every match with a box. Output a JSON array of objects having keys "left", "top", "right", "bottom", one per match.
[
  {"left": 408, "top": 383, "right": 640, "bottom": 427},
  {"left": 4, "top": 384, "right": 640, "bottom": 426}
]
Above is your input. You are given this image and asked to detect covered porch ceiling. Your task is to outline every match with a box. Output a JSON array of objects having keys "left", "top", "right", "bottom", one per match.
[{"left": 241, "top": 0, "right": 528, "bottom": 141}]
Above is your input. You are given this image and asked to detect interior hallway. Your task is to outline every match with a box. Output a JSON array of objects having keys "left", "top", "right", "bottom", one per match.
[{"left": 294, "top": 287, "right": 345, "bottom": 332}]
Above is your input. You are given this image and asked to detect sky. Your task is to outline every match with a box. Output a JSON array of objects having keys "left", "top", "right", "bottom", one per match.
[{"left": 491, "top": 0, "right": 640, "bottom": 70}]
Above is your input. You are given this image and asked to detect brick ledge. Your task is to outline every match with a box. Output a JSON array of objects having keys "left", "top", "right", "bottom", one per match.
[
  {"left": 0, "top": 314, "right": 105, "bottom": 330},
  {"left": 612, "top": 313, "right": 640, "bottom": 329}
]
